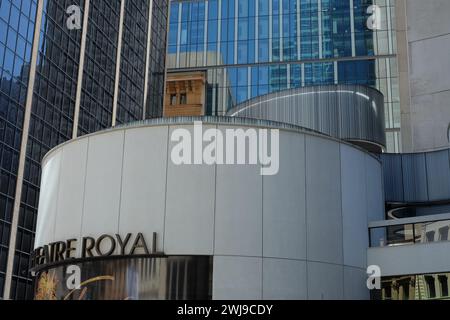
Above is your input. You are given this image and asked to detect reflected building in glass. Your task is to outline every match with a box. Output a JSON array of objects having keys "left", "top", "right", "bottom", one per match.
[
  {"left": 167, "top": 0, "right": 400, "bottom": 152},
  {"left": 0, "top": 0, "right": 169, "bottom": 299}
]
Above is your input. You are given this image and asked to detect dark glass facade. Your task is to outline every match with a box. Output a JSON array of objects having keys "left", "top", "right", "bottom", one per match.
[
  {"left": 34, "top": 256, "right": 212, "bottom": 300},
  {"left": 11, "top": 0, "right": 84, "bottom": 300},
  {"left": 146, "top": 0, "right": 169, "bottom": 119},
  {"left": 0, "top": 0, "right": 169, "bottom": 300},
  {"left": 116, "top": 0, "right": 149, "bottom": 125},
  {"left": 167, "top": 0, "right": 400, "bottom": 152},
  {"left": 78, "top": 0, "right": 120, "bottom": 136},
  {"left": 0, "top": 0, "right": 39, "bottom": 299}
]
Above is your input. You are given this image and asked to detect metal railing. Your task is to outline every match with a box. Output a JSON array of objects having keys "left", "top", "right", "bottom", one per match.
[{"left": 369, "top": 213, "right": 450, "bottom": 248}]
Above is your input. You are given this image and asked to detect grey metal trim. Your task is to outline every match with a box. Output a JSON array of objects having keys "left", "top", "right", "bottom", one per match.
[
  {"left": 279, "top": 0, "right": 283, "bottom": 62},
  {"left": 143, "top": 0, "right": 154, "bottom": 120},
  {"left": 296, "top": 0, "right": 301, "bottom": 60},
  {"left": 176, "top": 2, "right": 182, "bottom": 68},
  {"left": 204, "top": 0, "right": 208, "bottom": 64},
  {"left": 369, "top": 212, "right": 450, "bottom": 229},
  {"left": 255, "top": 0, "right": 259, "bottom": 63},
  {"left": 318, "top": 0, "right": 322, "bottom": 59},
  {"left": 72, "top": 0, "right": 90, "bottom": 138},
  {"left": 226, "top": 85, "right": 386, "bottom": 151},
  {"left": 112, "top": 0, "right": 126, "bottom": 127},
  {"left": 269, "top": 0, "right": 272, "bottom": 62},
  {"left": 234, "top": 0, "right": 238, "bottom": 65},
  {"left": 349, "top": 0, "right": 356, "bottom": 57}
]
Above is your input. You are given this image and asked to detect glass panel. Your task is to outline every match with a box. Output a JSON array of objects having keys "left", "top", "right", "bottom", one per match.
[{"left": 35, "top": 256, "right": 213, "bottom": 300}]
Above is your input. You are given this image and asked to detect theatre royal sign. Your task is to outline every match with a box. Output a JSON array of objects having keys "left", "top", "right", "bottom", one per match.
[{"left": 31, "top": 232, "right": 161, "bottom": 270}]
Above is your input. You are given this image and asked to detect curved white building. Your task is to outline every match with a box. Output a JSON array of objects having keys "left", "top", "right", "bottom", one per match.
[{"left": 33, "top": 117, "right": 384, "bottom": 300}]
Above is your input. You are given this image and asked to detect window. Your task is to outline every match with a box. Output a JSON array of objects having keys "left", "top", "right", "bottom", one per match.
[
  {"left": 401, "top": 284, "right": 410, "bottom": 300},
  {"left": 170, "top": 94, "right": 177, "bottom": 105},
  {"left": 180, "top": 93, "right": 187, "bottom": 104},
  {"left": 382, "top": 284, "right": 392, "bottom": 300},
  {"left": 439, "top": 226, "right": 449, "bottom": 241},
  {"left": 439, "top": 275, "right": 449, "bottom": 297},
  {"left": 426, "top": 231, "right": 435, "bottom": 242},
  {"left": 425, "top": 276, "right": 436, "bottom": 298}
]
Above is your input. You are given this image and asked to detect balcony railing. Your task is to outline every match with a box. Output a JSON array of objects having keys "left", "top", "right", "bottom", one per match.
[{"left": 369, "top": 213, "right": 450, "bottom": 248}]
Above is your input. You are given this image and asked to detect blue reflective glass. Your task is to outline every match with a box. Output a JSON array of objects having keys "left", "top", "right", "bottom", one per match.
[{"left": 167, "top": 0, "right": 382, "bottom": 118}]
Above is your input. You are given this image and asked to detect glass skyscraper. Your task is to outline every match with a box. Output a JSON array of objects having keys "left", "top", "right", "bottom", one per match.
[
  {"left": 0, "top": 0, "right": 168, "bottom": 299},
  {"left": 167, "top": 0, "right": 400, "bottom": 152}
]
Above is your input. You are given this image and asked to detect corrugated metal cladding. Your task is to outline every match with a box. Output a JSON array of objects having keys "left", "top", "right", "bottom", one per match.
[
  {"left": 226, "top": 85, "right": 386, "bottom": 152},
  {"left": 382, "top": 149, "right": 450, "bottom": 203}
]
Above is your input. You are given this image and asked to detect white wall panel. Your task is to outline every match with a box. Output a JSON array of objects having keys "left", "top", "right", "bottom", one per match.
[
  {"left": 35, "top": 150, "right": 62, "bottom": 247},
  {"left": 120, "top": 127, "right": 168, "bottom": 252},
  {"left": 263, "top": 258, "right": 307, "bottom": 300},
  {"left": 82, "top": 131, "right": 124, "bottom": 237},
  {"left": 305, "top": 136, "right": 343, "bottom": 265},
  {"left": 213, "top": 256, "right": 262, "bottom": 300},
  {"left": 54, "top": 139, "right": 88, "bottom": 256},
  {"left": 366, "top": 154, "right": 384, "bottom": 222},
  {"left": 341, "top": 144, "right": 368, "bottom": 269},
  {"left": 215, "top": 126, "right": 263, "bottom": 256},
  {"left": 343, "top": 266, "right": 369, "bottom": 300},
  {"left": 164, "top": 125, "right": 215, "bottom": 255},
  {"left": 263, "top": 132, "right": 306, "bottom": 260},
  {"left": 307, "top": 261, "right": 344, "bottom": 300}
]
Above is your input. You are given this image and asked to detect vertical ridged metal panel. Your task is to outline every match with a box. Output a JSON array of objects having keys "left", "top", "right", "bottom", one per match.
[
  {"left": 227, "top": 85, "right": 386, "bottom": 151},
  {"left": 401, "top": 153, "right": 428, "bottom": 203},
  {"left": 382, "top": 154, "right": 404, "bottom": 203},
  {"left": 382, "top": 148, "right": 450, "bottom": 204},
  {"left": 426, "top": 150, "right": 450, "bottom": 201}
]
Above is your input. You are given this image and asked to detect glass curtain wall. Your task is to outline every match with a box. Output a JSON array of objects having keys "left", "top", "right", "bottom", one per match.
[
  {"left": 0, "top": 0, "right": 39, "bottom": 299},
  {"left": 167, "top": 0, "right": 400, "bottom": 152}
]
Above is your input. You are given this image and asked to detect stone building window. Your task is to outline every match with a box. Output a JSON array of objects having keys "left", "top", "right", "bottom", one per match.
[
  {"left": 180, "top": 93, "right": 187, "bottom": 104},
  {"left": 170, "top": 94, "right": 177, "bottom": 105}
]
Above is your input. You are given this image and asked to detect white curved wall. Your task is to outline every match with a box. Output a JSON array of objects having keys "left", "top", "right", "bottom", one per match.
[{"left": 36, "top": 121, "right": 384, "bottom": 300}]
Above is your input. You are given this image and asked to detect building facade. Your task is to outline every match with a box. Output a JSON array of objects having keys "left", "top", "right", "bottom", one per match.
[
  {"left": 27, "top": 0, "right": 450, "bottom": 301},
  {"left": 363, "top": 0, "right": 450, "bottom": 300},
  {"left": 167, "top": 0, "right": 401, "bottom": 152},
  {"left": 33, "top": 117, "right": 384, "bottom": 300},
  {"left": 0, "top": 0, "right": 169, "bottom": 300},
  {"left": 164, "top": 71, "right": 206, "bottom": 117},
  {"left": 227, "top": 84, "right": 386, "bottom": 152},
  {"left": 395, "top": 0, "right": 450, "bottom": 153},
  {"left": 368, "top": 148, "right": 450, "bottom": 300}
]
